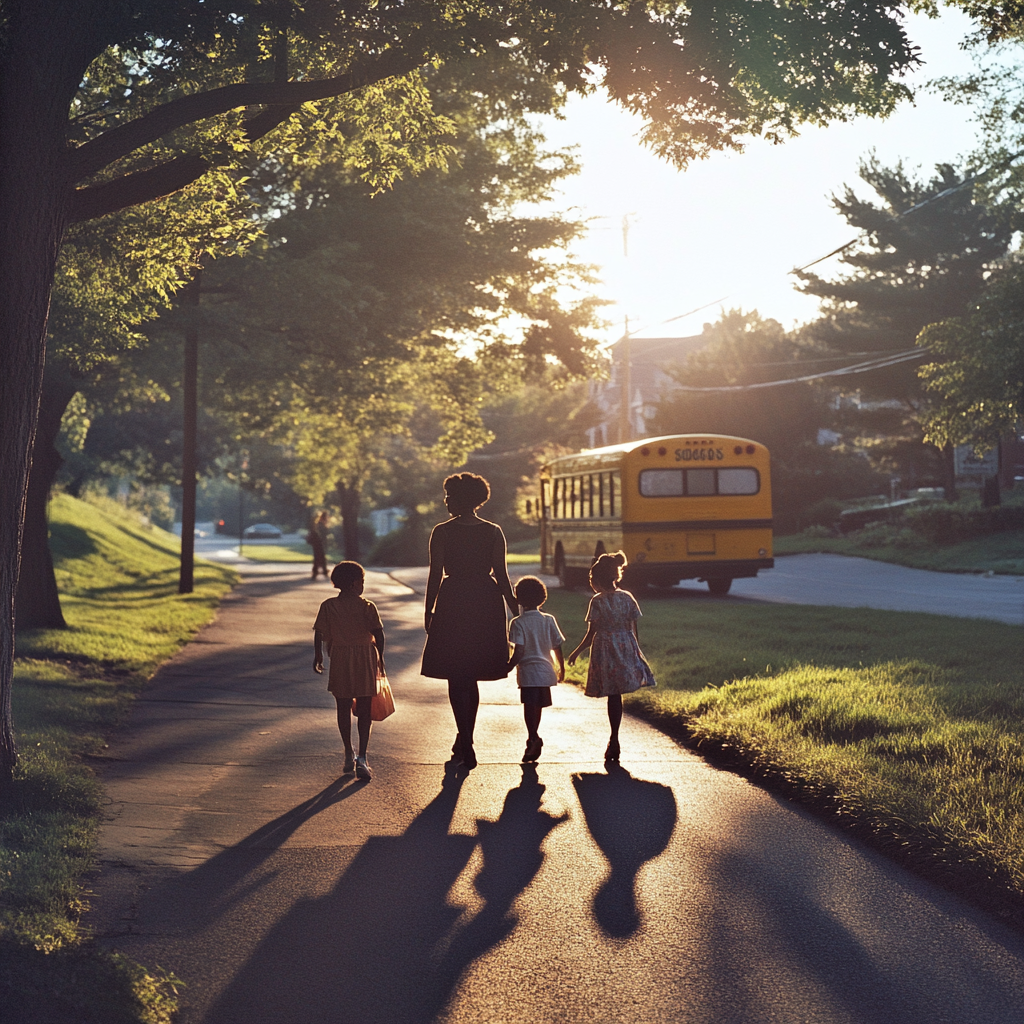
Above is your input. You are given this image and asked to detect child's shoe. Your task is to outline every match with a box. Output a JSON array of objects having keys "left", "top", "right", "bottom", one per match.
[
  {"left": 522, "top": 737, "right": 542, "bottom": 763},
  {"left": 343, "top": 752, "right": 355, "bottom": 774},
  {"left": 355, "top": 755, "right": 372, "bottom": 780},
  {"left": 604, "top": 738, "right": 620, "bottom": 763}
]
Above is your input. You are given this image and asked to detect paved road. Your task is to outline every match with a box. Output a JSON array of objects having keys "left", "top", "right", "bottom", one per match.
[
  {"left": 190, "top": 521, "right": 1024, "bottom": 625},
  {"left": 87, "top": 568, "right": 1024, "bottom": 1024},
  {"left": 391, "top": 553, "right": 1024, "bottom": 626}
]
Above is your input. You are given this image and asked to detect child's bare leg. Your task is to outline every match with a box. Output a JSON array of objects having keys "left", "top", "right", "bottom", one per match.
[
  {"left": 524, "top": 704, "right": 542, "bottom": 741},
  {"left": 607, "top": 694, "right": 622, "bottom": 739},
  {"left": 335, "top": 695, "right": 353, "bottom": 757},
  {"left": 354, "top": 696, "right": 372, "bottom": 757}
]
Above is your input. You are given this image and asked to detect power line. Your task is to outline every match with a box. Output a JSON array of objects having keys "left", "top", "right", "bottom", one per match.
[
  {"left": 671, "top": 347, "right": 927, "bottom": 392},
  {"left": 791, "top": 149, "right": 1024, "bottom": 275},
  {"left": 623, "top": 149, "right": 1024, "bottom": 340}
]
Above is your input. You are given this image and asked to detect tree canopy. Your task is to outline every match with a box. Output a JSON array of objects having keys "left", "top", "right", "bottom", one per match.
[{"left": 0, "top": 0, "right": 929, "bottom": 779}]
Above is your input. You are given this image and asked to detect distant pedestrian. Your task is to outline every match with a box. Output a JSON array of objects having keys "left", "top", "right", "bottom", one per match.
[
  {"left": 567, "top": 552, "right": 655, "bottom": 762},
  {"left": 421, "top": 472, "right": 519, "bottom": 770},
  {"left": 313, "top": 561, "right": 385, "bottom": 780},
  {"left": 308, "top": 511, "right": 330, "bottom": 580},
  {"left": 507, "top": 576, "right": 565, "bottom": 763}
]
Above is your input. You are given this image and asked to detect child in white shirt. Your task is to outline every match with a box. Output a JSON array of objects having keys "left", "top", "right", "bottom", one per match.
[{"left": 507, "top": 575, "right": 565, "bottom": 763}]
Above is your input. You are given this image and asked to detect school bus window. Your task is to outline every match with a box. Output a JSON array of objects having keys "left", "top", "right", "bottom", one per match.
[
  {"left": 598, "top": 473, "right": 605, "bottom": 517},
  {"left": 685, "top": 468, "right": 716, "bottom": 496},
  {"left": 610, "top": 472, "right": 619, "bottom": 516},
  {"left": 718, "top": 468, "right": 760, "bottom": 495},
  {"left": 639, "top": 469, "right": 684, "bottom": 497},
  {"left": 588, "top": 475, "right": 595, "bottom": 517}
]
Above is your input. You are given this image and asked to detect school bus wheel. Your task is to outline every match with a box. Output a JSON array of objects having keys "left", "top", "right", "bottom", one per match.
[{"left": 707, "top": 578, "right": 732, "bottom": 596}]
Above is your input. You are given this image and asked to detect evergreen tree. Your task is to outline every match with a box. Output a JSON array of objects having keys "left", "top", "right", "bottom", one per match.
[{"left": 796, "top": 157, "right": 1018, "bottom": 495}]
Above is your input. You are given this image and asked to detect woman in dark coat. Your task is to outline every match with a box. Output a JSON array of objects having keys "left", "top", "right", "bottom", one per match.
[{"left": 421, "top": 473, "right": 518, "bottom": 769}]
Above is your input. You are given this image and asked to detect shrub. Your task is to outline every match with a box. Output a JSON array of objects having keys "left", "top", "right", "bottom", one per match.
[
  {"left": 801, "top": 498, "right": 844, "bottom": 530},
  {"left": 367, "top": 513, "right": 431, "bottom": 566},
  {"left": 905, "top": 503, "right": 1024, "bottom": 545}
]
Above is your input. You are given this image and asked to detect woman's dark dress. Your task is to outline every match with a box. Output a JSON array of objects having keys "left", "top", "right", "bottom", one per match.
[{"left": 421, "top": 519, "right": 510, "bottom": 680}]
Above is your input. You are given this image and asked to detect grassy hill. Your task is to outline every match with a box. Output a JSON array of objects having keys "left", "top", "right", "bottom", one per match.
[{"left": 3, "top": 493, "right": 236, "bottom": 1024}]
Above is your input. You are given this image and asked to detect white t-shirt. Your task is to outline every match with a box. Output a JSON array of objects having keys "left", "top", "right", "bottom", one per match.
[{"left": 508, "top": 609, "right": 566, "bottom": 688}]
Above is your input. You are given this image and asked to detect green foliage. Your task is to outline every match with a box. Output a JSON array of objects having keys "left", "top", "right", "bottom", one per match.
[
  {"left": 17, "top": 494, "right": 235, "bottom": 670},
  {"left": 801, "top": 498, "right": 846, "bottom": 530},
  {"left": 175, "top": 61, "right": 608, "bottom": 554},
  {"left": 649, "top": 309, "right": 887, "bottom": 531},
  {"left": 903, "top": 499, "right": 1024, "bottom": 543},
  {"left": 775, "top": 521, "right": 1024, "bottom": 574},
  {"left": 469, "top": 378, "right": 599, "bottom": 542},
  {"left": 796, "top": 156, "right": 1020, "bottom": 485},
  {"left": 917, "top": 260, "right": 1024, "bottom": 451},
  {"left": 797, "top": 157, "right": 1018, "bottom": 383}
]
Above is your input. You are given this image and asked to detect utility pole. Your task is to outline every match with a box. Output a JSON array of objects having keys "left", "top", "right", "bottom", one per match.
[
  {"left": 178, "top": 268, "right": 201, "bottom": 595},
  {"left": 238, "top": 454, "right": 248, "bottom": 558},
  {"left": 620, "top": 316, "right": 632, "bottom": 443},
  {"left": 619, "top": 213, "right": 635, "bottom": 443}
]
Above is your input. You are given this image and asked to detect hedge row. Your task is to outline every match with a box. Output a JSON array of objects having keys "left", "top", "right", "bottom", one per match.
[{"left": 903, "top": 503, "right": 1024, "bottom": 545}]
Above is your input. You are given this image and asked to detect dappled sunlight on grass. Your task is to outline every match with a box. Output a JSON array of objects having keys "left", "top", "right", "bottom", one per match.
[
  {"left": 17, "top": 495, "right": 236, "bottom": 671},
  {"left": 3, "top": 495, "right": 230, "bottom": 1020}
]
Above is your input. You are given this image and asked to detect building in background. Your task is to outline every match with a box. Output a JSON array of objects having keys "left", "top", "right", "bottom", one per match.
[{"left": 586, "top": 334, "right": 706, "bottom": 448}]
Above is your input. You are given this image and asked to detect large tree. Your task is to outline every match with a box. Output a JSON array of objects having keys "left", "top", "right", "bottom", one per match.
[
  {"left": 16, "top": 174, "right": 254, "bottom": 630},
  {"left": 202, "top": 59, "right": 604, "bottom": 557},
  {"left": 0, "top": 0, "right": 921, "bottom": 779},
  {"left": 796, "top": 157, "right": 1019, "bottom": 495},
  {"left": 917, "top": 258, "right": 1024, "bottom": 452}
]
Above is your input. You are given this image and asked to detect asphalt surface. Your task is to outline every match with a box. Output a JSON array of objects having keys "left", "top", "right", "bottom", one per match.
[
  {"left": 391, "top": 552, "right": 1024, "bottom": 626},
  {"left": 86, "top": 566, "right": 1024, "bottom": 1024}
]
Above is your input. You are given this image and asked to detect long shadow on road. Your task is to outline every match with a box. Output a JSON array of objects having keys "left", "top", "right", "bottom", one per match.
[
  {"left": 572, "top": 765, "right": 677, "bottom": 938},
  {"left": 192, "top": 765, "right": 568, "bottom": 1023}
]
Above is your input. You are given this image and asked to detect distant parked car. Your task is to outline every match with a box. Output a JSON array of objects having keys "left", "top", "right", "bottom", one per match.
[{"left": 242, "top": 523, "right": 283, "bottom": 539}]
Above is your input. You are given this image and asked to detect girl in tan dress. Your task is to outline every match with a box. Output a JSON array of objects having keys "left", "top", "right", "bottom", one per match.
[{"left": 313, "top": 561, "right": 385, "bottom": 779}]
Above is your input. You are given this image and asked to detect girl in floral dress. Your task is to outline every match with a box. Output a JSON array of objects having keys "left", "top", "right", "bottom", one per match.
[{"left": 567, "top": 552, "right": 655, "bottom": 762}]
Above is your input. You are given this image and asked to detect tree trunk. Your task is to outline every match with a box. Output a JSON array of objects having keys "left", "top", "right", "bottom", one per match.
[
  {"left": 178, "top": 271, "right": 201, "bottom": 594},
  {"left": 337, "top": 482, "right": 361, "bottom": 561},
  {"left": 15, "top": 366, "right": 79, "bottom": 630},
  {"left": 941, "top": 443, "right": 958, "bottom": 503},
  {"left": 0, "top": 3, "right": 100, "bottom": 782}
]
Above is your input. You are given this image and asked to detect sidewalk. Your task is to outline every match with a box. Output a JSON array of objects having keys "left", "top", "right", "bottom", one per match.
[{"left": 87, "top": 570, "right": 1024, "bottom": 1024}]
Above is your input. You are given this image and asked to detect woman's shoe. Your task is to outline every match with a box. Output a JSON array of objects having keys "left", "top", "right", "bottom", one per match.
[
  {"left": 460, "top": 745, "right": 477, "bottom": 770},
  {"left": 604, "top": 738, "right": 620, "bottom": 762},
  {"left": 522, "top": 737, "right": 542, "bottom": 763},
  {"left": 355, "top": 755, "right": 372, "bottom": 780},
  {"left": 343, "top": 752, "right": 355, "bottom": 774},
  {"left": 449, "top": 735, "right": 463, "bottom": 763}
]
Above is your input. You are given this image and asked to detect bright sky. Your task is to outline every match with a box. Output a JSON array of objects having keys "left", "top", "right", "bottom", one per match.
[{"left": 537, "top": 8, "right": 989, "bottom": 344}]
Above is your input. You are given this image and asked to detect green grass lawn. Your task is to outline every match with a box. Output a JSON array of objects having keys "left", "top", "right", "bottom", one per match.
[
  {"left": 775, "top": 528, "right": 1024, "bottom": 574},
  {"left": 240, "top": 541, "right": 318, "bottom": 563},
  {"left": 544, "top": 587, "right": 1024, "bottom": 917},
  {"left": 2, "top": 493, "right": 236, "bottom": 1023}
]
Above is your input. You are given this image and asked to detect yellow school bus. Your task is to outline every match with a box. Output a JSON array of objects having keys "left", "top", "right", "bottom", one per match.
[{"left": 539, "top": 434, "right": 773, "bottom": 594}]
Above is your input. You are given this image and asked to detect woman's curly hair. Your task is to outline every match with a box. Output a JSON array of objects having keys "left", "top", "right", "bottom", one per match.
[{"left": 443, "top": 472, "right": 490, "bottom": 513}]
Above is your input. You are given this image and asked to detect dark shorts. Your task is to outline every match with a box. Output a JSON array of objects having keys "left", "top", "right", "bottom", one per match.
[{"left": 520, "top": 686, "right": 553, "bottom": 707}]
